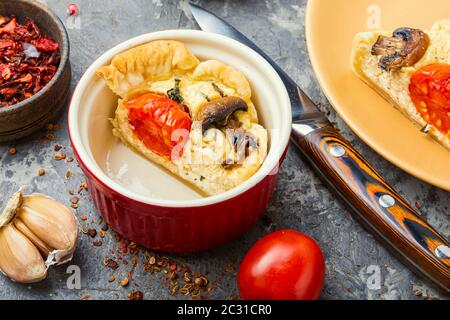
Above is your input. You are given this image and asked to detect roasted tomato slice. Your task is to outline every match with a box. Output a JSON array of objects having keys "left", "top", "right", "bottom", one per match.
[
  {"left": 125, "top": 93, "right": 192, "bottom": 158},
  {"left": 409, "top": 63, "right": 450, "bottom": 136}
]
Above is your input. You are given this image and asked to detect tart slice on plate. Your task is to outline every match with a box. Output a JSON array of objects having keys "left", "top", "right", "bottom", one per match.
[
  {"left": 97, "top": 40, "right": 268, "bottom": 196},
  {"left": 351, "top": 20, "right": 450, "bottom": 150}
]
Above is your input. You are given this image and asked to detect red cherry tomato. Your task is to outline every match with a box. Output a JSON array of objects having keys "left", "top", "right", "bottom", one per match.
[
  {"left": 125, "top": 93, "right": 192, "bottom": 158},
  {"left": 238, "top": 230, "right": 325, "bottom": 300},
  {"left": 409, "top": 63, "right": 450, "bottom": 135}
]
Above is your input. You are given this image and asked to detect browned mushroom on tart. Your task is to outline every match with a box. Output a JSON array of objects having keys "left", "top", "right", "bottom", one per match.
[
  {"left": 371, "top": 27, "right": 430, "bottom": 71},
  {"left": 196, "top": 96, "right": 248, "bottom": 131}
]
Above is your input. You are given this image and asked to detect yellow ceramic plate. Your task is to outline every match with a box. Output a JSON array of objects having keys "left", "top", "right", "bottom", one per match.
[{"left": 306, "top": 0, "right": 450, "bottom": 191}]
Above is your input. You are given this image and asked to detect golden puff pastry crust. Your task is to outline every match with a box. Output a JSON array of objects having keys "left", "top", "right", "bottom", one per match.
[
  {"left": 96, "top": 40, "right": 200, "bottom": 98},
  {"left": 98, "top": 40, "right": 268, "bottom": 196}
]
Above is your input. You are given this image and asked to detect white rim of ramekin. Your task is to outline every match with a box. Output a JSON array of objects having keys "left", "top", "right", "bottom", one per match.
[{"left": 68, "top": 30, "right": 292, "bottom": 208}]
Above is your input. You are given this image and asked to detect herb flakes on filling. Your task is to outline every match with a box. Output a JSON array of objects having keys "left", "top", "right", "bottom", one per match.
[{"left": 167, "top": 78, "right": 184, "bottom": 104}]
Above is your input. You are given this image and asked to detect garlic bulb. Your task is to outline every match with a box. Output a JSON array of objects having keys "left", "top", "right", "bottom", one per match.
[{"left": 0, "top": 188, "right": 78, "bottom": 283}]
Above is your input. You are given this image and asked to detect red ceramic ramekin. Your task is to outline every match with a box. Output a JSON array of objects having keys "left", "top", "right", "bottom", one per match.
[{"left": 68, "top": 30, "right": 292, "bottom": 252}]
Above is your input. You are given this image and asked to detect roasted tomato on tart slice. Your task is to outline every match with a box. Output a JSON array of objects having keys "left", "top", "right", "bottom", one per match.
[
  {"left": 125, "top": 93, "right": 192, "bottom": 158},
  {"left": 409, "top": 63, "right": 450, "bottom": 136},
  {"left": 351, "top": 20, "right": 450, "bottom": 150},
  {"left": 97, "top": 40, "right": 268, "bottom": 196}
]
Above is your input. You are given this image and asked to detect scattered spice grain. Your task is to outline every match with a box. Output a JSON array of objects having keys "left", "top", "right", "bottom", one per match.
[
  {"left": 54, "top": 153, "right": 66, "bottom": 161},
  {"left": 119, "top": 277, "right": 129, "bottom": 287},
  {"left": 128, "top": 291, "right": 143, "bottom": 300},
  {"left": 80, "top": 294, "right": 90, "bottom": 300},
  {"left": 87, "top": 228, "right": 97, "bottom": 238}
]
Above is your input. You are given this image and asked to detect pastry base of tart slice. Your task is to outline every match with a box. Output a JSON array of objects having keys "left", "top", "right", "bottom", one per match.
[
  {"left": 112, "top": 99, "right": 268, "bottom": 197},
  {"left": 350, "top": 20, "right": 450, "bottom": 150}
]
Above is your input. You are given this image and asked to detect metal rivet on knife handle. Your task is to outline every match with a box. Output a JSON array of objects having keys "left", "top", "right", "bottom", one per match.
[
  {"left": 187, "top": 2, "right": 450, "bottom": 293},
  {"left": 329, "top": 144, "right": 346, "bottom": 158},
  {"left": 379, "top": 194, "right": 396, "bottom": 208},
  {"left": 435, "top": 245, "right": 450, "bottom": 259}
]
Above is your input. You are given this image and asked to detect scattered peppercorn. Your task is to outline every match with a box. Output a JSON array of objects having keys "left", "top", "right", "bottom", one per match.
[
  {"left": 38, "top": 168, "right": 45, "bottom": 176},
  {"left": 8, "top": 147, "right": 16, "bottom": 155}
]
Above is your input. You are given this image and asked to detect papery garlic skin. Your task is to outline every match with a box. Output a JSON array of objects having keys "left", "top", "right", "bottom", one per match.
[
  {"left": 0, "top": 188, "right": 78, "bottom": 283},
  {"left": 0, "top": 225, "right": 47, "bottom": 283}
]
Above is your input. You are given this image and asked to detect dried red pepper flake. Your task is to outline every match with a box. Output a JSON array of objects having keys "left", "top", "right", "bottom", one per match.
[
  {"left": 0, "top": 15, "right": 60, "bottom": 108},
  {"left": 0, "top": 39, "right": 13, "bottom": 49},
  {"left": 31, "top": 38, "right": 59, "bottom": 52},
  {"left": 0, "top": 18, "right": 17, "bottom": 34}
]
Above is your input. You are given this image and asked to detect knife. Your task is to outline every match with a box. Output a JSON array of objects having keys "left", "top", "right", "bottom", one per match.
[{"left": 188, "top": 2, "right": 450, "bottom": 293}]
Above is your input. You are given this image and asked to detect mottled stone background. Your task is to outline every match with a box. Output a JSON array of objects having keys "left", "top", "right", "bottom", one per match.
[{"left": 0, "top": 0, "right": 448, "bottom": 300}]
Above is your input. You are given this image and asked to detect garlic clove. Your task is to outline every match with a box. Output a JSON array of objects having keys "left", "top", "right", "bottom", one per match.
[
  {"left": 0, "top": 188, "right": 79, "bottom": 283},
  {"left": 18, "top": 195, "right": 78, "bottom": 263},
  {"left": 13, "top": 218, "right": 53, "bottom": 257},
  {"left": 0, "top": 225, "right": 47, "bottom": 283}
]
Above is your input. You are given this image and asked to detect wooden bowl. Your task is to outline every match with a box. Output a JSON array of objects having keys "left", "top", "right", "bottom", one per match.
[{"left": 0, "top": 0, "right": 71, "bottom": 143}]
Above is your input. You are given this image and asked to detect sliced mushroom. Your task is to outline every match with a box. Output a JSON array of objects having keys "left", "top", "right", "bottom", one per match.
[
  {"left": 371, "top": 27, "right": 429, "bottom": 71},
  {"left": 196, "top": 96, "right": 248, "bottom": 131}
]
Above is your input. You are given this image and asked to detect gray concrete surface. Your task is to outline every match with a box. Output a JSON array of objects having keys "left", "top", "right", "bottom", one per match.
[{"left": 0, "top": 0, "right": 448, "bottom": 300}]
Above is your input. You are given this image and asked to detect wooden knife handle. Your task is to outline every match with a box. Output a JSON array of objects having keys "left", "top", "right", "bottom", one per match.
[{"left": 291, "top": 123, "right": 450, "bottom": 294}]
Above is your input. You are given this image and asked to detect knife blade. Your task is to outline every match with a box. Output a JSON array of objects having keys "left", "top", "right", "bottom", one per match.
[
  {"left": 188, "top": 2, "right": 450, "bottom": 294},
  {"left": 189, "top": 2, "right": 323, "bottom": 122}
]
